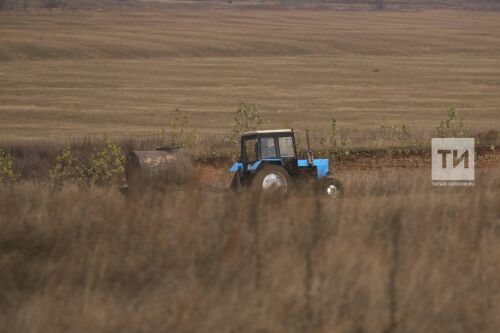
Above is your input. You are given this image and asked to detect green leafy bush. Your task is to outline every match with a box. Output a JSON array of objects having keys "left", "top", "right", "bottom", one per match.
[
  {"left": 85, "top": 137, "right": 125, "bottom": 186},
  {"left": 0, "top": 150, "right": 17, "bottom": 184},
  {"left": 436, "top": 106, "right": 468, "bottom": 138},
  {"left": 50, "top": 138, "right": 125, "bottom": 186},
  {"left": 49, "top": 145, "right": 82, "bottom": 184}
]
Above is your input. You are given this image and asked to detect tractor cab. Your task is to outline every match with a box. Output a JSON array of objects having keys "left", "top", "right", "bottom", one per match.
[
  {"left": 240, "top": 129, "right": 297, "bottom": 167},
  {"left": 230, "top": 129, "right": 343, "bottom": 197}
]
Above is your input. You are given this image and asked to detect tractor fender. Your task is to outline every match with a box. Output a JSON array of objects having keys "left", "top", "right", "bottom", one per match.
[
  {"left": 229, "top": 162, "right": 244, "bottom": 173},
  {"left": 297, "top": 158, "right": 330, "bottom": 179},
  {"left": 313, "top": 159, "right": 330, "bottom": 179}
]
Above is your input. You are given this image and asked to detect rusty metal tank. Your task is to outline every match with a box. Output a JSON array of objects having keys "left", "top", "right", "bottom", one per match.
[{"left": 125, "top": 146, "right": 194, "bottom": 190}]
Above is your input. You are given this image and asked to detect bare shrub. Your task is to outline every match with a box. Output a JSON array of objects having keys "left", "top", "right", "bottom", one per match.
[
  {"left": 163, "top": 108, "right": 198, "bottom": 149},
  {"left": 320, "top": 117, "right": 348, "bottom": 158},
  {"left": 229, "top": 102, "right": 262, "bottom": 143},
  {"left": 379, "top": 119, "right": 410, "bottom": 141}
]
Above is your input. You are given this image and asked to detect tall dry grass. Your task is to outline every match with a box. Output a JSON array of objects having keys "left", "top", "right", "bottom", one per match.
[{"left": 0, "top": 167, "right": 498, "bottom": 333}]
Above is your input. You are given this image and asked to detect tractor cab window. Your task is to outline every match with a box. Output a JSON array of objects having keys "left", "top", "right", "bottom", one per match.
[
  {"left": 278, "top": 136, "right": 295, "bottom": 158},
  {"left": 242, "top": 137, "right": 257, "bottom": 162},
  {"left": 260, "top": 137, "right": 277, "bottom": 158}
]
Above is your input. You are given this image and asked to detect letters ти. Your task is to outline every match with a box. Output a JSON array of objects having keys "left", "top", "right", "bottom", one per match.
[
  {"left": 437, "top": 149, "right": 451, "bottom": 168},
  {"left": 437, "top": 149, "right": 469, "bottom": 169},
  {"left": 453, "top": 150, "right": 469, "bottom": 168}
]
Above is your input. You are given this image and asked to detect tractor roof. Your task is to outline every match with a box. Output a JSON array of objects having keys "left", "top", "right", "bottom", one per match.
[{"left": 241, "top": 129, "right": 293, "bottom": 136}]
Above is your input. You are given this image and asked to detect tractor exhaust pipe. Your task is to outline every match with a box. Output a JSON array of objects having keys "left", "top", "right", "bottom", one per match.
[{"left": 306, "top": 129, "right": 314, "bottom": 166}]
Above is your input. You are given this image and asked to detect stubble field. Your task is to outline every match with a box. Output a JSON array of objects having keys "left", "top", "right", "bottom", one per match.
[{"left": 0, "top": 9, "right": 499, "bottom": 140}]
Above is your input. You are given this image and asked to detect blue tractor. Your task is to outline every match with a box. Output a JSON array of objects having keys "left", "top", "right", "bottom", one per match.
[{"left": 229, "top": 129, "right": 344, "bottom": 197}]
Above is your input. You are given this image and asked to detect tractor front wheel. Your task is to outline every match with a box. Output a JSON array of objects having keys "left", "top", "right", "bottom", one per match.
[
  {"left": 320, "top": 177, "right": 344, "bottom": 198},
  {"left": 252, "top": 165, "right": 291, "bottom": 193}
]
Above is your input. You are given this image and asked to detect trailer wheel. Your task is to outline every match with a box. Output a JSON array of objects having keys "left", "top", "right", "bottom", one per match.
[
  {"left": 321, "top": 177, "right": 344, "bottom": 198},
  {"left": 252, "top": 165, "right": 291, "bottom": 193}
]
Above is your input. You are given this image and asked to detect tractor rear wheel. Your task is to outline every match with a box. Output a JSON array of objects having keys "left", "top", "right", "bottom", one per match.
[
  {"left": 252, "top": 165, "right": 291, "bottom": 193},
  {"left": 321, "top": 177, "right": 344, "bottom": 198}
]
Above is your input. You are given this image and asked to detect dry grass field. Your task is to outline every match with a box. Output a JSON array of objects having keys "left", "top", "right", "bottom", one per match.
[
  {"left": 0, "top": 167, "right": 499, "bottom": 333},
  {"left": 1, "top": 10, "right": 499, "bottom": 141}
]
